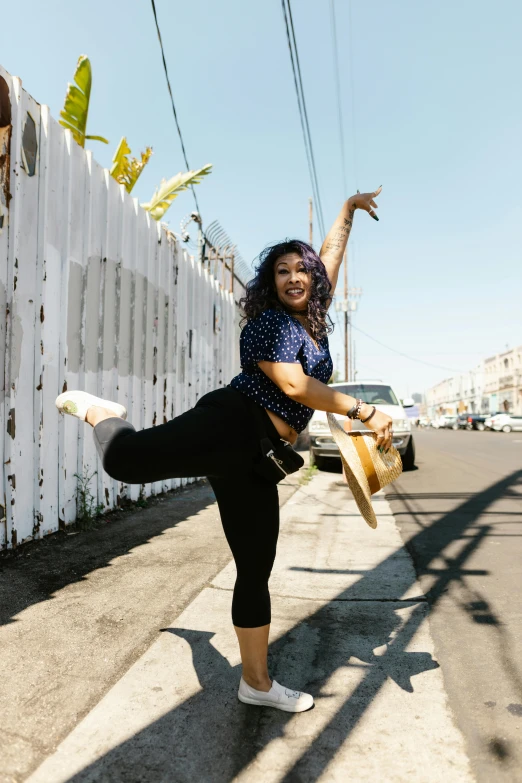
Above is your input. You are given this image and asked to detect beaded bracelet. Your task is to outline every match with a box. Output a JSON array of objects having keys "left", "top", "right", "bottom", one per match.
[{"left": 346, "top": 399, "right": 363, "bottom": 419}]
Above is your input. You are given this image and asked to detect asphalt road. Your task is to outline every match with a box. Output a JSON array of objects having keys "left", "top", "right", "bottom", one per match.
[{"left": 385, "top": 428, "right": 522, "bottom": 783}]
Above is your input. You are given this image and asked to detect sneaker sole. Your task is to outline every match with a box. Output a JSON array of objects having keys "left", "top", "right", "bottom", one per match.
[
  {"left": 237, "top": 694, "right": 314, "bottom": 712},
  {"left": 55, "top": 392, "right": 127, "bottom": 421}
]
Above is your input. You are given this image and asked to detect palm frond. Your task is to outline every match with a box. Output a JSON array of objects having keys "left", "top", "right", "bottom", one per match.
[
  {"left": 59, "top": 55, "right": 108, "bottom": 147},
  {"left": 110, "top": 137, "right": 153, "bottom": 193},
  {"left": 142, "top": 164, "right": 212, "bottom": 221}
]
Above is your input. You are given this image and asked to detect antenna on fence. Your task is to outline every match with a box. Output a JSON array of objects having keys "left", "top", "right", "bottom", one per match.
[
  {"left": 178, "top": 216, "right": 252, "bottom": 299},
  {"left": 204, "top": 220, "right": 252, "bottom": 300}
]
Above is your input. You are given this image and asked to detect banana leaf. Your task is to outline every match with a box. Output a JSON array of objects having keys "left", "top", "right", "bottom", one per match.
[
  {"left": 142, "top": 164, "right": 212, "bottom": 220},
  {"left": 59, "top": 55, "right": 108, "bottom": 147},
  {"left": 110, "top": 137, "right": 153, "bottom": 193}
]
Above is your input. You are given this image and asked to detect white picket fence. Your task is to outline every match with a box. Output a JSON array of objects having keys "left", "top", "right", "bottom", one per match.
[{"left": 0, "top": 65, "right": 242, "bottom": 549}]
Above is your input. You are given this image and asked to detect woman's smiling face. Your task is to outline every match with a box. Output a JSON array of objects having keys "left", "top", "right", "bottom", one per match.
[{"left": 273, "top": 252, "right": 312, "bottom": 311}]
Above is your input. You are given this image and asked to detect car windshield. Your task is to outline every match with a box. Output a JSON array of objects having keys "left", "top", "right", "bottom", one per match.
[{"left": 334, "top": 384, "right": 399, "bottom": 406}]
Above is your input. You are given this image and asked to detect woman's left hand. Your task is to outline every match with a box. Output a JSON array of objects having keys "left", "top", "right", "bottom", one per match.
[
  {"left": 360, "top": 404, "right": 393, "bottom": 452},
  {"left": 349, "top": 186, "right": 382, "bottom": 221}
]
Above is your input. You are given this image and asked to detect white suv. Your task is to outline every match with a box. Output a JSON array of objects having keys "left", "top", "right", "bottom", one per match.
[{"left": 308, "top": 381, "right": 416, "bottom": 471}]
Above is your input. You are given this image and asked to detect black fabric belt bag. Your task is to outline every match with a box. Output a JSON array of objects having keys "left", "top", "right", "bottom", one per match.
[{"left": 238, "top": 392, "right": 304, "bottom": 483}]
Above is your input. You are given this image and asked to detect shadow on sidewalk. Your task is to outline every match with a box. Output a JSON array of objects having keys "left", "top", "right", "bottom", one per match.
[
  {"left": 0, "top": 483, "right": 215, "bottom": 627},
  {"left": 61, "top": 468, "right": 522, "bottom": 782}
]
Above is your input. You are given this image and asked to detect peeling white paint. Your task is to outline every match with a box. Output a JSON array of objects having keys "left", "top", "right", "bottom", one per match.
[{"left": 0, "top": 65, "right": 240, "bottom": 549}]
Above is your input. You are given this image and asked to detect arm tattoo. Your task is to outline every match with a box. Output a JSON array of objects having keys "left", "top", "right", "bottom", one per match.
[{"left": 323, "top": 207, "right": 355, "bottom": 254}]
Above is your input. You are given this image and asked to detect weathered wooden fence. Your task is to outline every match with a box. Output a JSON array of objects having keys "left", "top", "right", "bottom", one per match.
[{"left": 0, "top": 65, "right": 242, "bottom": 549}]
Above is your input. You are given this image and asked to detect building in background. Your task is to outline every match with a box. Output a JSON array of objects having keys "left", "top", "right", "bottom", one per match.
[{"left": 425, "top": 346, "right": 522, "bottom": 417}]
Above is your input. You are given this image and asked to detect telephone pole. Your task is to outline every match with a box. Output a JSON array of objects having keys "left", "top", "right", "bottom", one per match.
[
  {"left": 309, "top": 197, "right": 313, "bottom": 245},
  {"left": 335, "top": 277, "right": 362, "bottom": 382}
]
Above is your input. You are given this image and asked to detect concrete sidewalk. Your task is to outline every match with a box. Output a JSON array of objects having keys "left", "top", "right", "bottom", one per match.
[
  {"left": 0, "top": 474, "right": 300, "bottom": 783},
  {"left": 26, "top": 471, "right": 474, "bottom": 783}
]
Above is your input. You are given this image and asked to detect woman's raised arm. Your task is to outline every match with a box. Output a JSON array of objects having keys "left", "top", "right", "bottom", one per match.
[{"left": 319, "top": 187, "right": 382, "bottom": 296}]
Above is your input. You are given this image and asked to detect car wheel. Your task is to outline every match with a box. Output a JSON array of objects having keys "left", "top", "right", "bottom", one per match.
[
  {"left": 401, "top": 439, "right": 416, "bottom": 471},
  {"left": 502, "top": 425, "right": 512, "bottom": 433},
  {"left": 309, "top": 449, "right": 327, "bottom": 471},
  {"left": 476, "top": 423, "right": 485, "bottom": 431}
]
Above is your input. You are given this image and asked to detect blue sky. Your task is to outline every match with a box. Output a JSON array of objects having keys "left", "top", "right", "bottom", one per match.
[{"left": 2, "top": 0, "right": 521, "bottom": 397}]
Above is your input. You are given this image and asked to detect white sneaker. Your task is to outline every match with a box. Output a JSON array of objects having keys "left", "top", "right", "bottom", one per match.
[
  {"left": 238, "top": 678, "right": 314, "bottom": 712},
  {"left": 55, "top": 391, "right": 127, "bottom": 422}
]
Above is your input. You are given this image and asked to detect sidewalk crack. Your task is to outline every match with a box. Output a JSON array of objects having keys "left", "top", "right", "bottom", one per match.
[{"left": 268, "top": 592, "right": 428, "bottom": 603}]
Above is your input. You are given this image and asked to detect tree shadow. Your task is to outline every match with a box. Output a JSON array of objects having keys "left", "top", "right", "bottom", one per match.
[{"left": 63, "top": 469, "right": 522, "bottom": 782}]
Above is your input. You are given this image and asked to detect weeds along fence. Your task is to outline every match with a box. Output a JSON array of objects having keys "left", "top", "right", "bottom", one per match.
[{"left": 0, "top": 65, "right": 244, "bottom": 549}]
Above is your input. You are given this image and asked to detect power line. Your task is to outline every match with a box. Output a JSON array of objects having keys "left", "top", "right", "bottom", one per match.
[
  {"left": 351, "top": 323, "right": 464, "bottom": 374},
  {"left": 286, "top": 1, "right": 326, "bottom": 239},
  {"left": 280, "top": 0, "right": 323, "bottom": 238},
  {"left": 285, "top": 1, "right": 326, "bottom": 238},
  {"left": 283, "top": 14, "right": 321, "bottom": 237},
  {"left": 150, "top": 0, "right": 201, "bottom": 215},
  {"left": 329, "top": 0, "right": 347, "bottom": 196},
  {"left": 347, "top": 0, "right": 358, "bottom": 189},
  {"left": 281, "top": 0, "right": 326, "bottom": 239}
]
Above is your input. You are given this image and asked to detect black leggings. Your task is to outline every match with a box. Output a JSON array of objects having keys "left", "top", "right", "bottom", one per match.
[{"left": 93, "top": 386, "right": 282, "bottom": 628}]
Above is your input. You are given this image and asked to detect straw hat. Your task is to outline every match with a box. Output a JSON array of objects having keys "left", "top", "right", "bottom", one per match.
[{"left": 327, "top": 413, "right": 403, "bottom": 529}]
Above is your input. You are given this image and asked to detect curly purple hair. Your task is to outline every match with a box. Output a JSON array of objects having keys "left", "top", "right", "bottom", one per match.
[{"left": 239, "top": 240, "right": 334, "bottom": 341}]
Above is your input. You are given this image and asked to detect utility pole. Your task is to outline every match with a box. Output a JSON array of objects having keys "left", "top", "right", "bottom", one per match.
[
  {"left": 335, "top": 282, "right": 363, "bottom": 382},
  {"left": 335, "top": 242, "right": 362, "bottom": 383},
  {"left": 343, "top": 249, "right": 349, "bottom": 382},
  {"left": 309, "top": 197, "right": 313, "bottom": 245}
]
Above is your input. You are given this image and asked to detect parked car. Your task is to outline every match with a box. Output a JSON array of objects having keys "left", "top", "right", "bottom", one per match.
[
  {"left": 491, "top": 413, "right": 522, "bottom": 433},
  {"left": 442, "top": 415, "right": 458, "bottom": 429},
  {"left": 484, "top": 412, "right": 504, "bottom": 430},
  {"left": 455, "top": 413, "right": 486, "bottom": 431},
  {"left": 308, "top": 381, "right": 416, "bottom": 471},
  {"left": 430, "top": 415, "right": 456, "bottom": 429}
]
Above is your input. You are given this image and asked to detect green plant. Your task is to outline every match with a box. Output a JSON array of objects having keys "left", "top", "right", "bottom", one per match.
[
  {"left": 59, "top": 55, "right": 108, "bottom": 148},
  {"left": 142, "top": 164, "right": 212, "bottom": 221},
  {"left": 60, "top": 55, "right": 211, "bottom": 217},
  {"left": 73, "top": 466, "right": 105, "bottom": 526},
  {"left": 299, "top": 464, "right": 318, "bottom": 486},
  {"left": 109, "top": 140, "right": 211, "bottom": 219},
  {"left": 110, "top": 137, "right": 153, "bottom": 193}
]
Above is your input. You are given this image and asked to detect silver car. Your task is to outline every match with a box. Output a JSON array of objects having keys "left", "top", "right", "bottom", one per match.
[
  {"left": 491, "top": 413, "right": 522, "bottom": 433},
  {"left": 308, "top": 381, "right": 416, "bottom": 471}
]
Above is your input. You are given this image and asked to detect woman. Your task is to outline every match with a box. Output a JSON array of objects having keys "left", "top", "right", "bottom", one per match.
[{"left": 55, "top": 187, "right": 392, "bottom": 713}]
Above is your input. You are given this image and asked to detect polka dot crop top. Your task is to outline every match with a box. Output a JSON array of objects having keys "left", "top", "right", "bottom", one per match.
[{"left": 229, "top": 307, "right": 333, "bottom": 433}]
